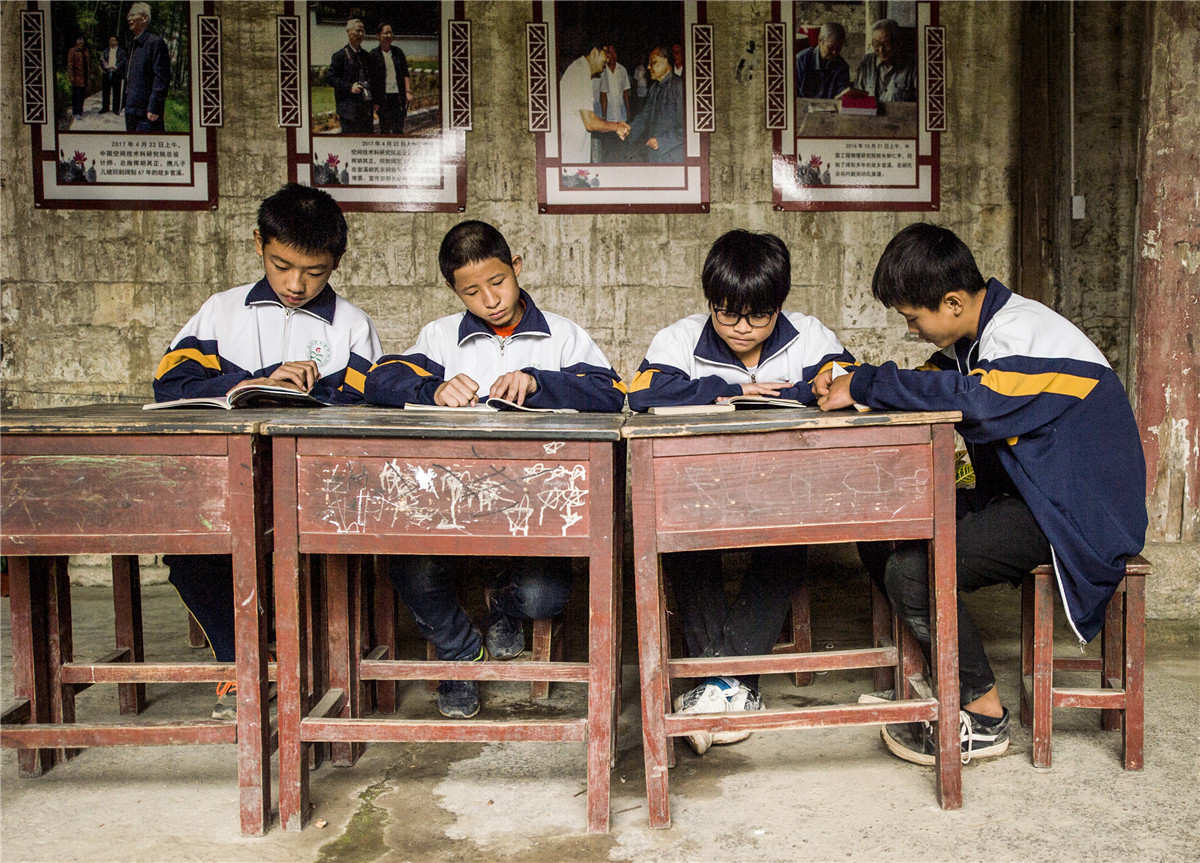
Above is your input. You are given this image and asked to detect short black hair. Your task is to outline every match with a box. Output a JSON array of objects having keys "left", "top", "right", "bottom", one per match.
[
  {"left": 702, "top": 230, "right": 791, "bottom": 314},
  {"left": 438, "top": 220, "right": 514, "bottom": 284},
  {"left": 871, "top": 223, "right": 986, "bottom": 311},
  {"left": 256, "top": 183, "right": 348, "bottom": 259}
]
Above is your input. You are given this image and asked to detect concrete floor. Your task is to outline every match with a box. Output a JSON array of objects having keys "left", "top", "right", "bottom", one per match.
[{"left": 2, "top": 548, "right": 1197, "bottom": 863}]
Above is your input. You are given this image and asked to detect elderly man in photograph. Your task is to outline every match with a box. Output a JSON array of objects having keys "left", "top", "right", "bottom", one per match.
[
  {"left": 328, "top": 18, "right": 373, "bottom": 135},
  {"left": 68, "top": 36, "right": 90, "bottom": 119},
  {"left": 124, "top": 1, "right": 170, "bottom": 132},
  {"left": 370, "top": 22, "right": 411, "bottom": 135},
  {"left": 626, "top": 43, "right": 684, "bottom": 164},
  {"left": 795, "top": 22, "right": 850, "bottom": 99},
  {"left": 853, "top": 18, "right": 917, "bottom": 102}
]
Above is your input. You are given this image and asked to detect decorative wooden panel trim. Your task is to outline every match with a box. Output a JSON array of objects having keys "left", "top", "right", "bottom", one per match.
[
  {"left": 764, "top": 22, "right": 787, "bottom": 130},
  {"left": 691, "top": 23, "right": 714, "bottom": 133},
  {"left": 925, "top": 25, "right": 946, "bottom": 132},
  {"left": 198, "top": 15, "right": 223, "bottom": 127},
  {"left": 21, "top": 10, "right": 46, "bottom": 125},
  {"left": 448, "top": 20, "right": 472, "bottom": 130},
  {"left": 526, "top": 22, "right": 550, "bottom": 133},
  {"left": 277, "top": 15, "right": 301, "bottom": 128}
]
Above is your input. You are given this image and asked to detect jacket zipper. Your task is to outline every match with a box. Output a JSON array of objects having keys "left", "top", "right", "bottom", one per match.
[{"left": 281, "top": 308, "right": 294, "bottom": 361}]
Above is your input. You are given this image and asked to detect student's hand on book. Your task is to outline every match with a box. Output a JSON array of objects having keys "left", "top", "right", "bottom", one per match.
[
  {"left": 435, "top": 374, "right": 480, "bottom": 407},
  {"left": 267, "top": 360, "right": 319, "bottom": 392},
  {"left": 811, "top": 369, "right": 834, "bottom": 397},
  {"left": 816, "top": 373, "right": 855, "bottom": 411},
  {"left": 488, "top": 371, "right": 537, "bottom": 405},
  {"left": 740, "top": 381, "right": 788, "bottom": 397}
]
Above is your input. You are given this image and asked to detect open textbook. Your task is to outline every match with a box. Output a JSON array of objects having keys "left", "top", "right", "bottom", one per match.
[
  {"left": 143, "top": 383, "right": 327, "bottom": 410},
  {"left": 647, "top": 366, "right": 868, "bottom": 415},
  {"left": 403, "top": 398, "right": 578, "bottom": 414}
]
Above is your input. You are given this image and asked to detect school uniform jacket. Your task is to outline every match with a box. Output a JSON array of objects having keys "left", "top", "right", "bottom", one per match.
[
  {"left": 363, "top": 289, "right": 626, "bottom": 411},
  {"left": 153, "top": 279, "right": 382, "bottom": 404},
  {"left": 848, "top": 279, "right": 1147, "bottom": 643},
  {"left": 627, "top": 312, "right": 855, "bottom": 410}
]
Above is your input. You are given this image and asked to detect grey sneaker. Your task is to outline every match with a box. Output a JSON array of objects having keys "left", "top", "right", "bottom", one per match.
[
  {"left": 437, "top": 680, "right": 480, "bottom": 719},
  {"left": 712, "top": 683, "right": 763, "bottom": 745},
  {"left": 858, "top": 688, "right": 895, "bottom": 704},
  {"left": 212, "top": 682, "right": 237, "bottom": 721},
  {"left": 485, "top": 613, "right": 525, "bottom": 660},
  {"left": 881, "top": 707, "right": 1010, "bottom": 766}
]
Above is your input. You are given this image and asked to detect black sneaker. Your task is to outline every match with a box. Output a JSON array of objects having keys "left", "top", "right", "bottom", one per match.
[
  {"left": 485, "top": 591, "right": 525, "bottom": 660},
  {"left": 437, "top": 680, "right": 480, "bottom": 719},
  {"left": 881, "top": 707, "right": 1010, "bottom": 766}
]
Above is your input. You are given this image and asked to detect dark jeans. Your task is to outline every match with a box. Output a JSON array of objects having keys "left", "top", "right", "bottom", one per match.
[
  {"left": 664, "top": 545, "right": 808, "bottom": 691},
  {"left": 71, "top": 85, "right": 86, "bottom": 116},
  {"left": 163, "top": 554, "right": 235, "bottom": 662},
  {"left": 377, "top": 92, "right": 407, "bottom": 134},
  {"left": 101, "top": 72, "right": 123, "bottom": 114},
  {"left": 389, "top": 556, "right": 572, "bottom": 662},
  {"left": 125, "top": 108, "right": 164, "bottom": 132},
  {"left": 337, "top": 101, "right": 373, "bottom": 134},
  {"left": 858, "top": 490, "right": 1052, "bottom": 706}
]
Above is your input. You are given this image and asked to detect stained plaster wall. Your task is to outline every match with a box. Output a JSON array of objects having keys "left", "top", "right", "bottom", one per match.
[{"left": 1, "top": 2, "right": 1188, "bottom": 614}]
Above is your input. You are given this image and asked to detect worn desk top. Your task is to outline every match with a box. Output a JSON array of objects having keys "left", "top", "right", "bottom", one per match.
[
  {"left": 620, "top": 406, "right": 961, "bottom": 438},
  {"left": 259, "top": 406, "right": 626, "bottom": 442},
  {"left": 0, "top": 403, "right": 276, "bottom": 435}
]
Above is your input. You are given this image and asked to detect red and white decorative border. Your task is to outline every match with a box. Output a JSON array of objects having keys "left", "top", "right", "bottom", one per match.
[
  {"left": 763, "top": 22, "right": 787, "bottom": 131},
  {"left": 198, "top": 15, "right": 223, "bottom": 127},
  {"left": 525, "top": 23, "right": 550, "bottom": 133},
  {"left": 925, "top": 25, "right": 946, "bottom": 132},
  {"left": 276, "top": 15, "right": 302, "bottom": 128},
  {"left": 691, "top": 24, "right": 714, "bottom": 133},
  {"left": 21, "top": 10, "right": 46, "bottom": 125},
  {"left": 449, "top": 20, "right": 472, "bottom": 129}
]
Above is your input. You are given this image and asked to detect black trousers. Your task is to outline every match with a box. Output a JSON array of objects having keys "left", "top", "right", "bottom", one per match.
[
  {"left": 377, "top": 92, "right": 407, "bottom": 134},
  {"left": 664, "top": 545, "right": 808, "bottom": 691},
  {"left": 101, "top": 72, "right": 123, "bottom": 113},
  {"left": 859, "top": 490, "right": 1052, "bottom": 705},
  {"left": 163, "top": 554, "right": 235, "bottom": 662}
]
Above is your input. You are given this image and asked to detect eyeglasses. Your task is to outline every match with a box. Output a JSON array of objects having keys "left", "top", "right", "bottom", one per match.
[{"left": 712, "top": 308, "right": 776, "bottom": 328}]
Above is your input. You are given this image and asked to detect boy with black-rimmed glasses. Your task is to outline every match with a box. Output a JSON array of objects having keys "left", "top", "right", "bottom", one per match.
[{"left": 627, "top": 229, "right": 856, "bottom": 754}]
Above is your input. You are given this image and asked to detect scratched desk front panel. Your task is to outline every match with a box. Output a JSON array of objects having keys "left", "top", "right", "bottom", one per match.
[
  {"left": 648, "top": 424, "right": 937, "bottom": 552},
  {"left": 294, "top": 438, "right": 597, "bottom": 555}
]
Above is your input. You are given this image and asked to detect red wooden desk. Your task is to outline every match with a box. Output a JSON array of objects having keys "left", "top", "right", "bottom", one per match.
[
  {"left": 0, "top": 405, "right": 275, "bottom": 836},
  {"left": 623, "top": 408, "right": 963, "bottom": 827},
  {"left": 263, "top": 408, "right": 624, "bottom": 834}
]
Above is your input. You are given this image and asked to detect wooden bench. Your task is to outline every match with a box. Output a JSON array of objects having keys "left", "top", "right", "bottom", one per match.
[{"left": 1020, "top": 554, "right": 1149, "bottom": 769}]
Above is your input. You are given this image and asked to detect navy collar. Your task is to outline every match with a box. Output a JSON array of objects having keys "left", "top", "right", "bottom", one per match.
[
  {"left": 457, "top": 289, "right": 551, "bottom": 343},
  {"left": 693, "top": 313, "right": 800, "bottom": 369},
  {"left": 245, "top": 277, "right": 337, "bottom": 324},
  {"left": 955, "top": 278, "right": 1011, "bottom": 366}
]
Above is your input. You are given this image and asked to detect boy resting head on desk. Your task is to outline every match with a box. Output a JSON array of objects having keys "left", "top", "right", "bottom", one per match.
[
  {"left": 363, "top": 219, "right": 625, "bottom": 719},
  {"left": 628, "top": 229, "right": 857, "bottom": 755},
  {"left": 816, "top": 222, "right": 1146, "bottom": 765},
  {"left": 153, "top": 183, "right": 382, "bottom": 719}
]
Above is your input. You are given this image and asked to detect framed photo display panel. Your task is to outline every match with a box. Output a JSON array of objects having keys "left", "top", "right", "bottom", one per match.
[
  {"left": 280, "top": 0, "right": 469, "bottom": 212},
  {"left": 24, "top": 0, "right": 220, "bottom": 210},
  {"left": 530, "top": 1, "right": 710, "bottom": 214},
  {"left": 770, "top": 0, "right": 941, "bottom": 211}
]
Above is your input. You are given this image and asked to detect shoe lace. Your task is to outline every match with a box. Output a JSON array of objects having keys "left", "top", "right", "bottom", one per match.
[
  {"left": 216, "top": 681, "right": 237, "bottom": 699},
  {"left": 959, "top": 710, "right": 974, "bottom": 765}
]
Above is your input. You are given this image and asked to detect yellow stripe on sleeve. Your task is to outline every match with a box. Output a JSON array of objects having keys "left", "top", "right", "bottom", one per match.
[
  {"left": 154, "top": 347, "right": 222, "bottom": 380},
  {"left": 973, "top": 368, "right": 1099, "bottom": 400},
  {"left": 628, "top": 369, "right": 656, "bottom": 393},
  {"left": 369, "top": 358, "right": 434, "bottom": 377},
  {"left": 343, "top": 366, "right": 367, "bottom": 393},
  {"left": 612, "top": 379, "right": 629, "bottom": 394}
]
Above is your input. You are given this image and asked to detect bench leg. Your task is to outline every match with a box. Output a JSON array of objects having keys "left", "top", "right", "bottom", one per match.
[
  {"left": 47, "top": 557, "right": 80, "bottom": 765},
  {"left": 327, "top": 554, "right": 364, "bottom": 767},
  {"left": 790, "top": 575, "right": 813, "bottom": 687},
  {"left": 1031, "top": 571, "right": 1055, "bottom": 768},
  {"left": 1020, "top": 573, "right": 1034, "bottom": 727},
  {"left": 1122, "top": 576, "right": 1145, "bottom": 770},
  {"left": 530, "top": 617, "right": 556, "bottom": 701},
  {"left": 372, "top": 556, "right": 398, "bottom": 714},
  {"left": 870, "top": 579, "right": 893, "bottom": 693},
  {"left": 1101, "top": 587, "right": 1124, "bottom": 732},
  {"left": 9, "top": 557, "right": 55, "bottom": 777}
]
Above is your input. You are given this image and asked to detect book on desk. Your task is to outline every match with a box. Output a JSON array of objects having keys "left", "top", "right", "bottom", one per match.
[
  {"left": 403, "top": 398, "right": 578, "bottom": 414},
  {"left": 143, "top": 383, "right": 327, "bottom": 410}
]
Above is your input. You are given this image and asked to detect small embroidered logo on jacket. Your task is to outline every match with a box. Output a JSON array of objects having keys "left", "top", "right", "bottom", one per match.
[{"left": 308, "top": 340, "right": 331, "bottom": 366}]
